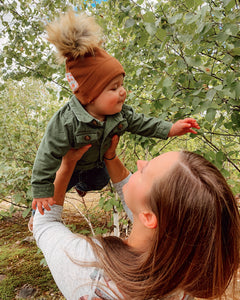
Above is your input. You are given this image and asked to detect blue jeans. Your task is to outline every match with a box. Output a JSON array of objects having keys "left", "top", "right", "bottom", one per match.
[{"left": 32, "top": 163, "right": 110, "bottom": 215}]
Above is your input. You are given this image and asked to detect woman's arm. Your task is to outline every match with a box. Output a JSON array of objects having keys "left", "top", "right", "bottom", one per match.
[
  {"left": 53, "top": 135, "right": 128, "bottom": 206},
  {"left": 103, "top": 135, "right": 130, "bottom": 183},
  {"left": 53, "top": 144, "right": 92, "bottom": 206}
]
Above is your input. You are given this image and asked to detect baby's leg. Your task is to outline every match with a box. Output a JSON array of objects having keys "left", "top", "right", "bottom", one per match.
[{"left": 74, "top": 163, "right": 110, "bottom": 193}]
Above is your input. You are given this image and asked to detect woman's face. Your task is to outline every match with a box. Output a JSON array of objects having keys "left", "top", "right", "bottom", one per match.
[{"left": 123, "top": 152, "right": 180, "bottom": 214}]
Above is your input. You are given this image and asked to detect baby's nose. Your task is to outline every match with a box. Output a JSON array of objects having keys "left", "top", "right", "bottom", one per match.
[{"left": 119, "top": 87, "right": 126, "bottom": 96}]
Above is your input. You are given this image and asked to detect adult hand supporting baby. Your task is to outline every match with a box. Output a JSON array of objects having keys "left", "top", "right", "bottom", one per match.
[
  {"left": 104, "top": 135, "right": 120, "bottom": 160},
  {"left": 33, "top": 144, "right": 92, "bottom": 213},
  {"left": 53, "top": 144, "right": 92, "bottom": 207},
  {"left": 103, "top": 135, "right": 130, "bottom": 184}
]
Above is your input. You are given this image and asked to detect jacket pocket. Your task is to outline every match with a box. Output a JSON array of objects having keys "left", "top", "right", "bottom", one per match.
[{"left": 75, "top": 133, "right": 99, "bottom": 148}]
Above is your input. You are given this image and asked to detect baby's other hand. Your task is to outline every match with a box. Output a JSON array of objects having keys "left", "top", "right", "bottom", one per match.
[
  {"left": 32, "top": 197, "right": 56, "bottom": 215},
  {"left": 168, "top": 118, "right": 200, "bottom": 137}
]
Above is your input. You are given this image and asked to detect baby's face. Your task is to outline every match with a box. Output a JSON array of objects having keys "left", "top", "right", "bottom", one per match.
[{"left": 84, "top": 74, "right": 126, "bottom": 121}]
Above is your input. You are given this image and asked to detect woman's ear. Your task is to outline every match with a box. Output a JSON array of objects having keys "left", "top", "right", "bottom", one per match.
[{"left": 139, "top": 211, "right": 157, "bottom": 229}]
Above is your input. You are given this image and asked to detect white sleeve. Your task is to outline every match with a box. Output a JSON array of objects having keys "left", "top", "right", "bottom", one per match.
[
  {"left": 33, "top": 205, "right": 118, "bottom": 299},
  {"left": 113, "top": 173, "right": 133, "bottom": 222}
]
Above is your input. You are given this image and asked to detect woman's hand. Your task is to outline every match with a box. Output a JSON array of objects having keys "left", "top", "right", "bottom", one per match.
[
  {"left": 52, "top": 144, "right": 92, "bottom": 206},
  {"left": 103, "top": 135, "right": 130, "bottom": 183},
  {"left": 62, "top": 144, "right": 92, "bottom": 166},
  {"left": 104, "top": 135, "right": 119, "bottom": 160}
]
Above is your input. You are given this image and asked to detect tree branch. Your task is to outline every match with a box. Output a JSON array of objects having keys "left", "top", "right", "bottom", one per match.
[
  {"left": 65, "top": 198, "right": 95, "bottom": 236},
  {"left": 201, "top": 135, "right": 240, "bottom": 173},
  {"left": 205, "top": 131, "right": 240, "bottom": 137},
  {"left": 0, "top": 198, "right": 28, "bottom": 209}
]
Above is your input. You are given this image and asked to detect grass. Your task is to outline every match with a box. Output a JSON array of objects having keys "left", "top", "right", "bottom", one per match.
[
  {"left": 0, "top": 215, "right": 64, "bottom": 300},
  {"left": 0, "top": 197, "right": 114, "bottom": 300}
]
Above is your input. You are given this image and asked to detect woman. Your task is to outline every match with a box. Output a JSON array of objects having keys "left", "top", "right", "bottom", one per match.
[{"left": 33, "top": 136, "right": 240, "bottom": 300}]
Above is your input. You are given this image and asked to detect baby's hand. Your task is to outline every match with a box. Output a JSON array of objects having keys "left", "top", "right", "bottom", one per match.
[
  {"left": 168, "top": 118, "right": 200, "bottom": 137},
  {"left": 32, "top": 197, "right": 56, "bottom": 215}
]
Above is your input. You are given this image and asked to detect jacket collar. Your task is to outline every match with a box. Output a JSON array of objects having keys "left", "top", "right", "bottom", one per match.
[
  {"left": 69, "top": 95, "right": 98, "bottom": 123},
  {"left": 69, "top": 95, "right": 125, "bottom": 124}
]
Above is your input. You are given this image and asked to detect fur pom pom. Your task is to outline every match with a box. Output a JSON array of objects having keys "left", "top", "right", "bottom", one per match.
[{"left": 46, "top": 10, "right": 102, "bottom": 63}]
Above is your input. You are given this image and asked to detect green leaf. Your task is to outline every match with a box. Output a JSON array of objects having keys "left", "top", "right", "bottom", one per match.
[
  {"left": 192, "top": 97, "right": 201, "bottom": 108},
  {"left": 224, "top": 122, "right": 233, "bottom": 129},
  {"left": 125, "top": 18, "right": 135, "bottom": 28},
  {"left": 225, "top": 73, "right": 235, "bottom": 85},
  {"left": 206, "top": 89, "right": 216, "bottom": 100},
  {"left": 215, "top": 115, "right": 224, "bottom": 129},
  {"left": 235, "top": 82, "right": 240, "bottom": 98},
  {"left": 216, "top": 32, "right": 229, "bottom": 42},
  {"left": 196, "top": 21, "right": 205, "bottom": 34},
  {"left": 142, "top": 103, "right": 150, "bottom": 114},
  {"left": 191, "top": 89, "right": 203, "bottom": 96},
  {"left": 223, "top": 0, "right": 235, "bottom": 10},
  {"left": 185, "top": 56, "right": 202, "bottom": 67},
  {"left": 229, "top": 48, "right": 240, "bottom": 57},
  {"left": 121, "top": 5, "right": 131, "bottom": 13},
  {"left": 216, "top": 151, "right": 225, "bottom": 163},
  {"left": 205, "top": 108, "right": 216, "bottom": 122},
  {"left": 163, "top": 77, "right": 173, "bottom": 87},
  {"left": 22, "top": 207, "right": 31, "bottom": 218},
  {"left": 215, "top": 85, "right": 223, "bottom": 91},
  {"left": 79, "top": 229, "right": 91, "bottom": 235},
  {"left": 168, "top": 13, "right": 183, "bottom": 24},
  {"left": 6, "top": 57, "right": 12, "bottom": 65},
  {"left": 144, "top": 23, "right": 156, "bottom": 36},
  {"left": 143, "top": 11, "right": 155, "bottom": 23},
  {"left": 162, "top": 100, "right": 172, "bottom": 109},
  {"left": 224, "top": 24, "right": 239, "bottom": 36},
  {"left": 186, "top": 0, "right": 203, "bottom": 8},
  {"left": 156, "top": 28, "right": 166, "bottom": 40},
  {"left": 231, "top": 112, "right": 240, "bottom": 126},
  {"left": 184, "top": 12, "right": 199, "bottom": 25}
]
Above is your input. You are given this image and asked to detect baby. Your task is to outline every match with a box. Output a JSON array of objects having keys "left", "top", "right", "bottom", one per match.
[{"left": 31, "top": 11, "right": 200, "bottom": 215}]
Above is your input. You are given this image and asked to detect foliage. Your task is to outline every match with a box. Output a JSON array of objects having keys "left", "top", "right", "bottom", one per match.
[
  {"left": 98, "top": 0, "right": 240, "bottom": 193},
  {"left": 0, "top": 78, "right": 62, "bottom": 216},
  {"left": 0, "top": 0, "right": 239, "bottom": 218}
]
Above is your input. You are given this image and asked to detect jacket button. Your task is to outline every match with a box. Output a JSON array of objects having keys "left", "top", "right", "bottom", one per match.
[
  {"left": 118, "top": 123, "right": 123, "bottom": 130},
  {"left": 84, "top": 135, "right": 91, "bottom": 141},
  {"left": 92, "top": 120, "right": 97, "bottom": 126}
]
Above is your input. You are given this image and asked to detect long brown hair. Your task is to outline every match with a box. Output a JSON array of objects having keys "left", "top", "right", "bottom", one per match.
[{"left": 88, "top": 151, "right": 240, "bottom": 299}]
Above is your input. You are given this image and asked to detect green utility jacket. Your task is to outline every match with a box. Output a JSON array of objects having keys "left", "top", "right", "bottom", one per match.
[{"left": 31, "top": 95, "right": 172, "bottom": 198}]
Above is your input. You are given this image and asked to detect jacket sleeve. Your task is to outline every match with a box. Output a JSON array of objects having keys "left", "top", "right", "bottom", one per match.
[
  {"left": 31, "top": 110, "right": 73, "bottom": 198},
  {"left": 122, "top": 104, "right": 173, "bottom": 140}
]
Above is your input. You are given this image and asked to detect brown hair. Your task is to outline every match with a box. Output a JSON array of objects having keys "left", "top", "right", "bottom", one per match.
[{"left": 87, "top": 151, "right": 240, "bottom": 299}]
